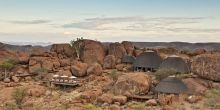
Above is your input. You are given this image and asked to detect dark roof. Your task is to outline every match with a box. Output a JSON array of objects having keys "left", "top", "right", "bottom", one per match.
[
  {"left": 133, "top": 51, "right": 162, "bottom": 69},
  {"left": 159, "top": 55, "right": 190, "bottom": 73},
  {"left": 154, "top": 77, "right": 188, "bottom": 94},
  {"left": 122, "top": 55, "right": 135, "bottom": 64}
]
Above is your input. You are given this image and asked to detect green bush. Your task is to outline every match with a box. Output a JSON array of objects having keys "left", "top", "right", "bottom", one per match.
[
  {"left": 34, "top": 67, "right": 48, "bottom": 80},
  {"left": 155, "top": 68, "right": 177, "bottom": 80},
  {"left": 70, "top": 37, "right": 84, "bottom": 59},
  {"left": 204, "top": 88, "right": 220, "bottom": 109},
  {"left": 128, "top": 103, "right": 145, "bottom": 110},
  {"left": 55, "top": 105, "right": 68, "bottom": 110},
  {"left": 0, "top": 59, "right": 17, "bottom": 78},
  {"left": 84, "top": 104, "right": 102, "bottom": 110},
  {"left": 108, "top": 69, "right": 119, "bottom": 82},
  {"left": 12, "top": 87, "right": 27, "bottom": 107},
  {"left": 4, "top": 101, "right": 17, "bottom": 110}
]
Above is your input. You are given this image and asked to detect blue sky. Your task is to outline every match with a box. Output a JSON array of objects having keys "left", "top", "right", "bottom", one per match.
[{"left": 0, "top": 0, "right": 220, "bottom": 43}]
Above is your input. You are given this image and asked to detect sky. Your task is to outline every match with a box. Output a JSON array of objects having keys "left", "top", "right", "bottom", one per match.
[{"left": 0, "top": 0, "right": 220, "bottom": 43}]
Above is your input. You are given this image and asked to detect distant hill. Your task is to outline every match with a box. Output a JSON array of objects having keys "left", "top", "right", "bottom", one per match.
[
  {"left": 132, "top": 42, "right": 220, "bottom": 51},
  {"left": 0, "top": 42, "right": 51, "bottom": 53},
  {"left": 1, "top": 41, "right": 219, "bottom": 53}
]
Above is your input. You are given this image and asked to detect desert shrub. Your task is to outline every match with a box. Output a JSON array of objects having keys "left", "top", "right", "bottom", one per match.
[
  {"left": 12, "top": 87, "right": 27, "bottom": 107},
  {"left": 70, "top": 37, "right": 84, "bottom": 59},
  {"left": 0, "top": 59, "right": 17, "bottom": 78},
  {"left": 84, "top": 103, "right": 102, "bottom": 110},
  {"left": 4, "top": 101, "right": 17, "bottom": 110},
  {"left": 204, "top": 88, "right": 220, "bottom": 109},
  {"left": 108, "top": 69, "right": 119, "bottom": 82},
  {"left": 55, "top": 105, "right": 68, "bottom": 110},
  {"left": 155, "top": 68, "right": 177, "bottom": 80},
  {"left": 33, "top": 67, "right": 48, "bottom": 80},
  {"left": 128, "top": 103, "right": 145, "bottom": 110}
]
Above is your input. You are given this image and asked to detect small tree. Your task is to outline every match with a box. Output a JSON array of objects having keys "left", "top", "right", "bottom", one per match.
[
  {"left": 70, "top": 37, "right": 84, "bottom": 59},
  {"left": 0, "top": 59, "right": 16, "bottom": 79},
  {"left": 12, "top": 87, "right": 27, "bottom": 108}
]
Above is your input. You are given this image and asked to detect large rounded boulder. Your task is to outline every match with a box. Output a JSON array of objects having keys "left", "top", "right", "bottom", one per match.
[
  {"left": 192, "top": 54, "right": 220, "bottom": 81},
  {"left": 50, "top": 43, "right": 75, "bottom": 58},
  {"left": 79, "top": 39, "right": 105, "bottom": 65},
  {"left": 108, "top": 43, "right": 127, "bottom": 63},
  {"left": 113, "top": 72, "right": 151, "bottom": 95},
  {"left": 103, "top": 55, "right": 116, "bottom": 69},
  {"left": 71, "top": 61, "right": 88, "bottom": 77},
  {"left": 122, "top": 41, "right": 135, "bottom": 55}
]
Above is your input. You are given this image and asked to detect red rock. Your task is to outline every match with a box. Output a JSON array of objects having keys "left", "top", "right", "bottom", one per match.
[
  {"left": 115, "top": 64, "right": 126, "bottom": 71},
  {"left": 122, "top": 41, "right": 135, "bottom": 55},
  {"left": 183, "top": 78, "right": 208, "bottom": 95},
  {"left": 113, "top": 95, "right": 127, "bottom": 105},
  {"left": 97, "top": 93, "right": 114, "bottom": 104},
  {"left": 103, "top": 55, "right": 116, "bottom": 69},
  {"left": 114, "top": 72, "right": 151, "bottom": 95},
  {"left": 28, "top": 85, "right": 46, "bottom": 97},
  {"left": 108, "top": 43, "right": 127, "bottom": 62},
  {"left": 81, "top": 89, "right": 102, "bottom": 102},
  {"left": 109, "top": 104, "right": 120, "bottom": 110},
  {"left": 186, "top": 95, "right": 202, "bottom": 103},
  {"left": 71, "top": 61, "right": 88, "bottom": 77},
  {"left": 50, "top": 43, "right": 75, "bottom": 58},
  {"left": 192, "top": 54, "right": 220, "bottom": 81},
  {"left": 79, "top": 39, "right": 105, "bottom": 65},
  {"left": 146, "top": 99, "right": 157, "bottom": 106},
  {"left": 11, "top": 76, "right": 19, "bottom": 83},
  {"left": 134, "top": 49, "right": 143, "bottom": 57},
  {"left": 87, "top": 63, "right": 103, "bottom": 76}
]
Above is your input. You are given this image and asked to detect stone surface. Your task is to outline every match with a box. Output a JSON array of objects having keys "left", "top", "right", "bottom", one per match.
[
  {"left": 122, "top": 41, "right": 135, "bottom": 55},
  {"left": 158, "top": 94, "right": 175, "bottom": 106},
  {"left": 3, "top": 78, "right": 11, "bottom": 83},
  {"left": 134, "top": 49, "right": 143, "bottom": 57},
  {"left": 56, "top": 70, "right": 72, "bottom": 77},
  {"left": 71, "top": 61, "right": 88, "bottom": 77},
  {"left": 183, "top": 78, "right": 208, "bottom": 95},
  {"left": 87, "top": 63, "right": 103, "bottom": 76},
  {"left": 109, "top": 104, "right": 120, "bottom": 110},
  {"left": 115, "top": 64, "right": 126, "bottom": 71},
  {"left": 79, "top": 40, "right": 105, "bottom": 65},
  {"left": 113, "top": 95, "right": 127, "bottom": 105},
  {"left": 11, "top": 76, "right": 19, "bottom": 83},
  {"left": 97, "top": 93, "right": 114, "bottom": 104},
  {"left": 103, "top": 55, "right": 116, "bottom": 69},
  {"left": 146, "top": 99, "right": 158, "bottom": 106},
  {"left": 81, "top": 89, "right": 102, "bottom": 103},
  {"left": 192, "top": 54, "right": 220, "bottom": 81},
  {"left": 28, "top": 85, "right": 46, "bottom": 97},
  {"left": 113, "top": 72, "right": 151, "bottom": 95},
  {"left": 108, "top": 43, "right": 127, "bottom": 62},
  {"left": 50, "top": 43, "right": 75, "bottom": 58},
  {"left": 186, "top": 95, "right": 202, "bottom": 103}
]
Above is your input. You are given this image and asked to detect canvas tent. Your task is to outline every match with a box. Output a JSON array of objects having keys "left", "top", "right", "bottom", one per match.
[
  {"left": 121, "top": 55, "right": 135, "bottom": 64},
  {"left": 133, "top": 50, "right": 162, "bottom": 72},
  {"left": 154, "top": 77, "right": 188, "bottom": 94},
  {"left": 159, "top": 55, "right": 190, "bottom": 73}
]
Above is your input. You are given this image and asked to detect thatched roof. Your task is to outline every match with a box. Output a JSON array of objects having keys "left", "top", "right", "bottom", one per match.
[
  {"left": 133, "top": 51, "right": 162, "bottom": 69},
  {"left": 160, "top": 55, "right": 190, "bottom": 73},
  {"left": 122, "top": 55, "right": 135, "bottom": 64},
  {"left": 154, "top": 77, "right": 188, "bottom": 94}
]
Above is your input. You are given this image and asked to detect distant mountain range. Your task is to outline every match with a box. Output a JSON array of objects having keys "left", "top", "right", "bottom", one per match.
[
  {"left": 0, "top": 42, "right": 51, "bottom": 52},
  {"left": 0, "top": 41, "right": 220, "bottom": 52},
  {"left": 132, "top": 42, "right": 220, "bottom": 51}
]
